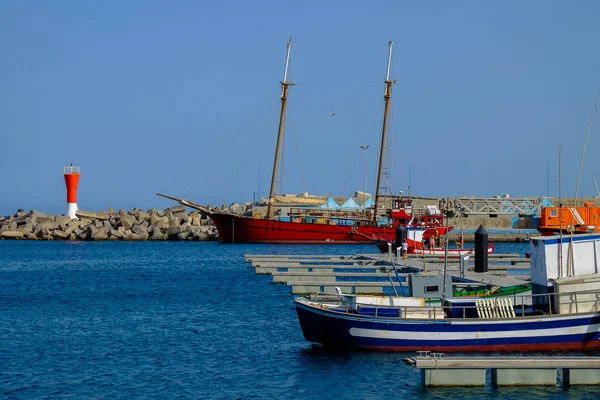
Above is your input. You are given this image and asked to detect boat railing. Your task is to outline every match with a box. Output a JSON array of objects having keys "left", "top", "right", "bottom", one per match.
[
  {"left": 288, "top": 208, "right": 373, "bottom": 222},
  {"left": 308, "top": 288, "right": 600, "bottom": 320}
]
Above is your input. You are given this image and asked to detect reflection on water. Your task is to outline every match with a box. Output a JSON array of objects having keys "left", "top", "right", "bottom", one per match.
[{"left": 0, "top": 240, "right": 594, "bottom": 399}]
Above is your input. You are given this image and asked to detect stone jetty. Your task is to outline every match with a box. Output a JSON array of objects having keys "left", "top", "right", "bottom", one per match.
[{"left": 0, "top": 205, "right": 222, "bottom": 241}]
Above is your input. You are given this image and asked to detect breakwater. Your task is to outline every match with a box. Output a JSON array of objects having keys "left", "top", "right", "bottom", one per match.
[
  {"left": 0, "top": 206, "right": 218, "bottom": 241},
  {"left": 0, "top": 204, "right": 534, "bottom": 242}
]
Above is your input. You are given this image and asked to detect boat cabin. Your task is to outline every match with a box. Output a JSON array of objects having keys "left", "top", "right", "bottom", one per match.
[
  {"left": 538, "top": 203, "right": 600, "bottom": 235},
  {"left": 529, "top": 233, "right": 600, "bottom": 310}
]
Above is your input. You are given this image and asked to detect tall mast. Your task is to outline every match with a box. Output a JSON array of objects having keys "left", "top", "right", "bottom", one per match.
[
  {"left": 267, "top": 37, "right": 293, "bottom": 220},
  {"left": 373, "top": 40, "right": 396, "bottom": 223}
]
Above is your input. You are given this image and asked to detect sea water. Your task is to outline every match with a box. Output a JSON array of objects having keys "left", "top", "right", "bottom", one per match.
[{"left": 0, "top": 241, "right": 596, "bottom": 399}]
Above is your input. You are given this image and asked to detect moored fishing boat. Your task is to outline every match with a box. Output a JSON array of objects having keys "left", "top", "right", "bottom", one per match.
[
  {"left": 295, "top": 293, "right": 600, "bottom": 352},
  {"left": 409, "top": 244, "right": 495, "bottom": 257},
  {"left": 159, "top": 40, "right": 453, "bottom": 244},
  {"left": 373, "top": 225, "right": 470, "bottom": 256},
  {"left": 294, "top": 233, "right": 600, "bottom": 352}
]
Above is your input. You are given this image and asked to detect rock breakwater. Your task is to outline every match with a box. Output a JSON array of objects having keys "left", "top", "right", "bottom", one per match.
[{"left": 0, "top": 206, "right": 219, "bottom": 241}]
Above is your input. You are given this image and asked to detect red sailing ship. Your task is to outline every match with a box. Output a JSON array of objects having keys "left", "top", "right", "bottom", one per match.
[{"left": 159, "top": 40, "right": 451, "bottom": 244}]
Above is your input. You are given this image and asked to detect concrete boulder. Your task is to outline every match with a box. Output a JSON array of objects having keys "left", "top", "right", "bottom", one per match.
[
  {"left": 150, "top": 215, "right": 168, "bottom": 225},
  {"left": 53, "top": 230, "right": 69, "bottom": 240},
  {"left": 165, "top": 205, "right": 186, "bottom": 214},
  {"left": 177, "top": 232, "right": 190, "bottom": 240},
  {"left": 36, "top": 215, "right": 55, "bottom": 224},
  {"left": 87, "top": 226, "right": 108, "bottom": 241},
  {"left": 149, "top": 230, "right": 166, "bottom": 240},
  {"left": 132, "top": 224, "right": 149, "bottom": 239},
  {"left": 229, "top": 203, "right": 244, "bottom": 215},
  {"left": 132, "top": 210, "right": 150, "bottom": 223},
  {"left": 39, "top": 221, "right": 59, "bottom": 230},
  {"left": 109, "top": 229, "right": 125, "bottom": 239},
  {"left": 17, "top": 222, "right": 33, "bottom": 232},
  {"left": 1, "top": 231, "right": 24, "bottom": 239},
  {"left": 76, "top": 210, "right": 110, "bottom": 220},
  {"left": 147, "top": 208, "right": 165, "bottom": 217},
  {"left": 75, "top": 228, "right": 88, "bottom": 240},
  {"left": 166, "top": 226, "right": 184, "bottom": 237},
  {"left": 123, "top": 233, "right": 140, "bottom": 241},
  {"left": 1, "top": 206, "right": 219, "bottom": 241},
  {"left": 12, "top": 209, "right": 27, "bottom": 218},
  {"left": 55, "top": 215, "right": 72, "bottom": 226},
  {"left": 120, "top": 215, "right": 137, "bottom": 230},
  {"left": 195, "top": 231, "right": 209, "bottom": 241},
  {"left": 32, "top": 227, "right": 43, "bottom": 239}
]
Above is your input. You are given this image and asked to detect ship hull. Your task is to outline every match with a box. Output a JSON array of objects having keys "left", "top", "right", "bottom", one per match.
[
  {"left": 295, "top": 299, "right": 600, "bottom": 352},
  {"left": 209, "top": 213, "right": 396, "bottom": 244}
]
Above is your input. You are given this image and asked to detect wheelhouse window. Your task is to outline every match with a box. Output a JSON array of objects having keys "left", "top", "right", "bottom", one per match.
[
  {"left": 425, "top": 285, "right": 440, "bottom": 293},
  {"left": 550, "top": 210, "right": 558, "bottom": 217}
]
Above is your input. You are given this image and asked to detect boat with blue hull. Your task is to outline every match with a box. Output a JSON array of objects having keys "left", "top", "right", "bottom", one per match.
[
  {"left": 295, "top": 295, "right": 600, "bottom": 352},
  {"left": 294, "top": 233, "right": 600, "bottom": 352}
]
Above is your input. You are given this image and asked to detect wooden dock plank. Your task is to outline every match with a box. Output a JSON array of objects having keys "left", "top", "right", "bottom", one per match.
[
  {"left": 252, "top": 262, "right": 528, "bottom": 270},
  {"left": 249, "top": 251, "right": 531, "bottom": 289},
  {"left": 246, "top": 253, "right": 522, "bottom": 263},
  {"left": 271, "top": 271, "right": 409, "bottom": 284}
]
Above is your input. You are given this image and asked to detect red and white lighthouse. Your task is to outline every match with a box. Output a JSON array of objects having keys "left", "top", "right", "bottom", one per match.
[{"left": 64, "top": 164, "right": 80, "bottom": 219}]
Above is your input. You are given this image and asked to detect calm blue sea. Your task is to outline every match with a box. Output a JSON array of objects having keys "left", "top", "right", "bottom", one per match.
[{"left": 0, "top": 241, "right": 597, "bottom": 399}]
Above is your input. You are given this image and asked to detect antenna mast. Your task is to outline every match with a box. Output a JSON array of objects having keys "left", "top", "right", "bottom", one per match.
[
  {"left": 373, "top": 40, "right": 396, "bottom": 223},
  {"left": 568, "top": 89, "right": 600, "bottom": 276},
  {"left": 267, "top": 37, "right": 293, "bottom": 220},
  {"left": 559, "top": 144, "right": 563, "bottom": 277},
  {"left": 574, "top": 89, "right": 600, "bottom": 202}
]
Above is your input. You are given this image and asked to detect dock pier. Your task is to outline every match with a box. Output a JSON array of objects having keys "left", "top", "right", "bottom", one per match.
[
  {"left": 246, "top": 253, "right": 531, "bottom": 294},
  {"left": 405, "top": 352, "right": 600, "bottom": 386}
]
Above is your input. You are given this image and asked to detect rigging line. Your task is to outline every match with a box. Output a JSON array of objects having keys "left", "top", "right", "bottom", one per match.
[
  {"left": 202, "top": 97, "right": 284, "bottom": 196},
  {"left": 211, "top": 98, "right": 283, "bottom": 206},
  {"left": 339, "top": 148, "right": 362, "bottom": 194},
  {"left": 157, "top": 85, "right": 281, "bottom": 196},
  {"left": 184, "top": 86, "right": 281, "bottom": 197},
  {"left": 365, "top": 100, "right": 386, "bottom": 148},
  {"left": 287, "top": 108, "right": 308, "bottom": 193},
  {"left": 294, "top": 81, "right": 381, "bottom": 87},
  {"left": 339, "top": 100, "right": 385, "bottom": 194},
  {"left": 202, "top": 94, "right": 280, "bottom": 190},
  {"left": 574, "top": 89, "right": 600, "bottom": 201},
  {"left": 379, "top": 96, "right": 396, "bottom": 195},
  {"left": 569, "top": 88, "right": 600, "bottom": 277},
  {"left": 182, "top": 86, "right": 282, "bottom": 198},
  {"left": 389, "top": 99, "right": 405, "bottom": 190}
]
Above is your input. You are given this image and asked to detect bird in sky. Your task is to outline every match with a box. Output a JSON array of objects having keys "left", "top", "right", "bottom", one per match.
[{"left": 330, "top": 111, "right": 336, "bottom": 117}]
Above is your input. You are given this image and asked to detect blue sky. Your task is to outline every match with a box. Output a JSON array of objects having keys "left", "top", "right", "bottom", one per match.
[{"left": 1, "top": 1, "right": 599, "bottom": 216}]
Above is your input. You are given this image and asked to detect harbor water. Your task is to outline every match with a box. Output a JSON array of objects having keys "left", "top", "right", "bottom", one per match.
[{"left": 0, "top": 241, "right": 597, "bottom": 399}]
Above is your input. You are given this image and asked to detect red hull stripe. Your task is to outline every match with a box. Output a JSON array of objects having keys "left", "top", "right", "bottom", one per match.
[{"left": 358, "top": 341, "right": 600, "bottom": 353}]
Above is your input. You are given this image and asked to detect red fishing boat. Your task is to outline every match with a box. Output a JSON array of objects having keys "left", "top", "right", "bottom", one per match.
[{"left": 159, "top": 40, "right": 452, "bottom": 244}]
